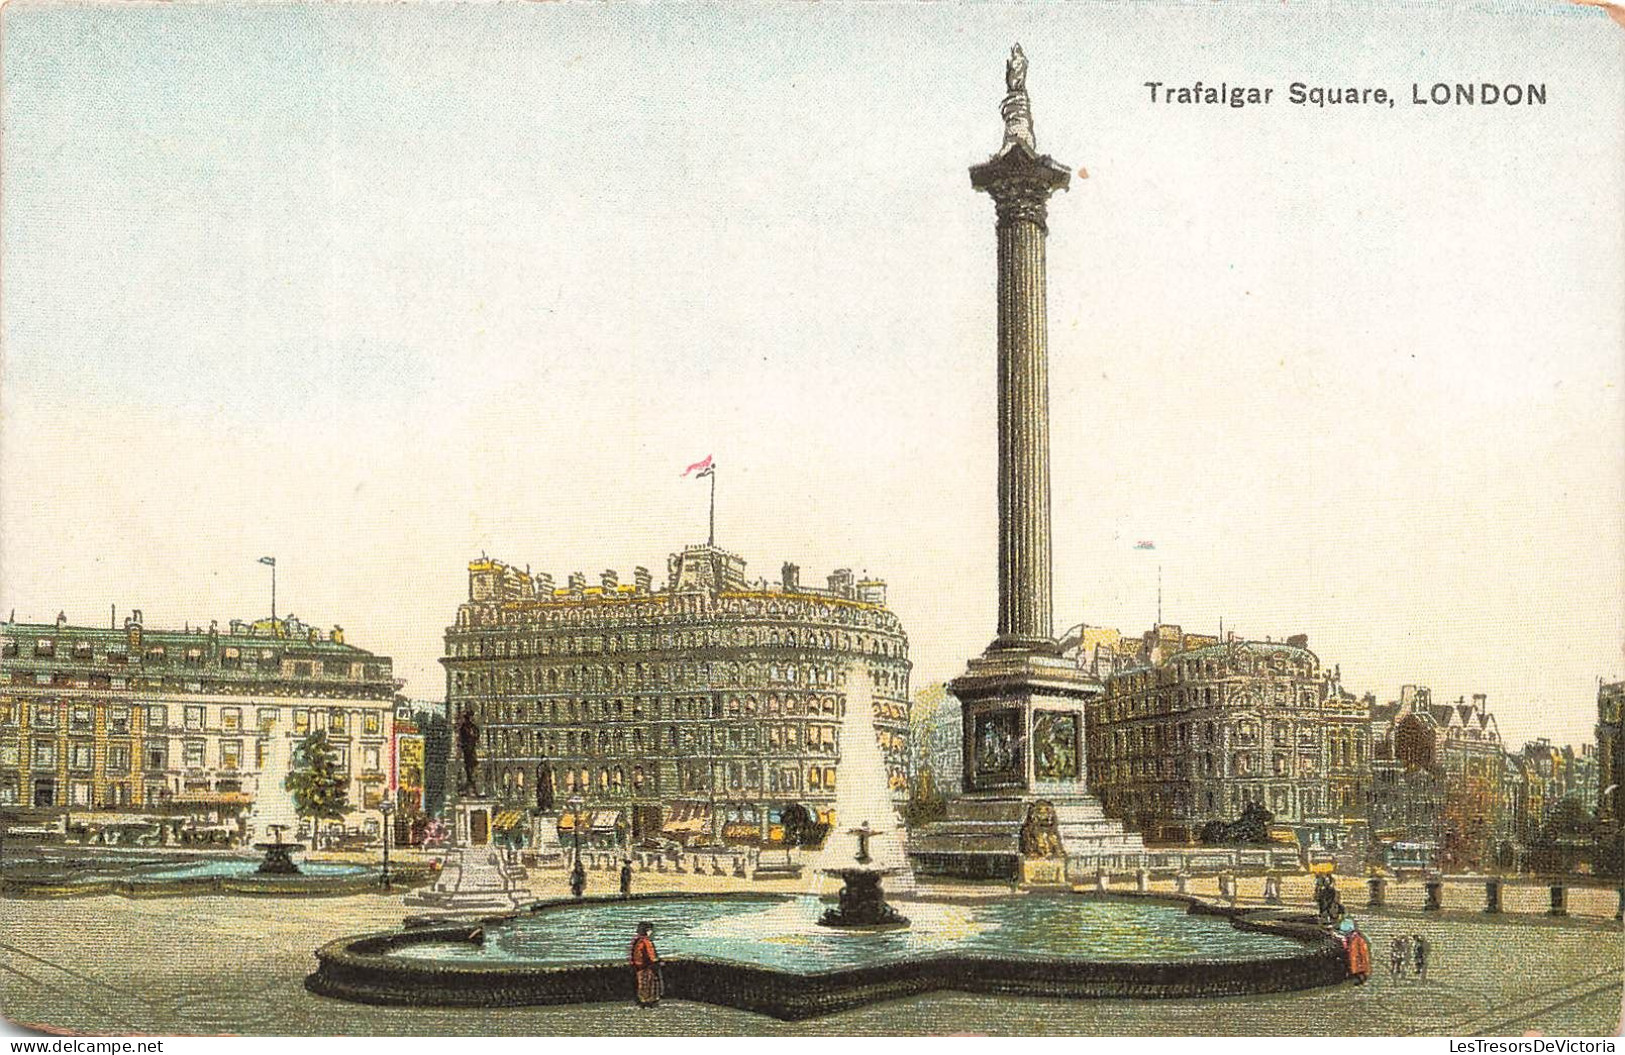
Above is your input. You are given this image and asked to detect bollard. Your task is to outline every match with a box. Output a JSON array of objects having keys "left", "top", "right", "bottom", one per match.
[
  {"left": 1549, "top": 882, "right": 1567, "bottom": 917},
  {"left": 1135, "top": 868, "right": 1150, "bottom": 893},
  {"left": 1367, "top": 876, "right": 1386, "bottom": 908},
  {"left": 1094, "top": 869, "right": 1109, "bottom": 893},
  {"left": 1484, "top": 878, "right": 1501, "bottom": 914},
  {"left": 1424, "top": 878, "right": 1443, "bottom": 911}
]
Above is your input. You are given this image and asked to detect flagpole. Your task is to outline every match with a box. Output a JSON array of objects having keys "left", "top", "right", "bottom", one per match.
[
  {"left": 708, "top": 468, "right": 716, "bottom": 548},
  {"left": 1157, "top": 564, "right": 1162, "bottom": 626},
  {"left": 271, "top": 562, "right": 277, "bottom": 622}
]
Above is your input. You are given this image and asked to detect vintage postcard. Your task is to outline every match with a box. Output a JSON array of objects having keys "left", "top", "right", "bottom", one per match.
[{"left": 1, "top": 0, "right": 1621, "bottom": 1041}]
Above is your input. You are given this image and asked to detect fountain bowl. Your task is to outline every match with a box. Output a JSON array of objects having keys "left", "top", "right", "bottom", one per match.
[
  {"left": 253, "top": 839, "right": 306, "bottom": 876},
  {"left": 817, "top": 868, "right": 910, "bottom": 929}
]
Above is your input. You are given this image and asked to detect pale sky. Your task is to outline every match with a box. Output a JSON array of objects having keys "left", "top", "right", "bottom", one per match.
[{"left": 3, "top": 2, "right": 1621, "bottom": 751}]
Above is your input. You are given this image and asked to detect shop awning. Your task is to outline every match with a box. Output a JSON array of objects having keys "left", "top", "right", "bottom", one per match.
[
  {"left": 170, "top": 792, "right": 253, "bottom": 806},
  {"left": 590, "top": 811, "right": 623, "bottom": 832},
  {"left": 493, "top": 810, "right": 527, "bottom": 831},
  {"left": 67, "top": 813, "right": 160, "bottom": 827},
  {"left": 661, "top": 802, "right": 713, "bottom": 835}
]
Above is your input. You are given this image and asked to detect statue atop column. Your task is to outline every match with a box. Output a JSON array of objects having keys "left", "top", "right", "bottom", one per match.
[{"left": 1000, "top": 43, "right": 1037, "bottom": 154}]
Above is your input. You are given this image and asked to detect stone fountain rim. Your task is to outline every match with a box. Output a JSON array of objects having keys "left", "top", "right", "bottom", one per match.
[{"left": 304, "top": 890, "right": 1352, "bottom": 1019}]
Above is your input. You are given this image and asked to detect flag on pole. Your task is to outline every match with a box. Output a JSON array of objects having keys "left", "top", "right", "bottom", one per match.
[
  {"left": 258, "top": 556, "right": 276, "bottom": 566},
  {"left": 1134, "top": 541, "right": 1156, "bottom": 550},
  {"left": 683, "top": 455, "right": 714, "bottom": 478}
]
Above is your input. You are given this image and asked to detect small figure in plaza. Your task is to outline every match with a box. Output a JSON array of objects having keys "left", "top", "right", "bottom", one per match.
[
  {"left": 1338, "top": 918, "right": 1371, "bottom": 984},
  {"left": 620, "top": 857, "right": 633, "bottom": 899},
  {"left": 1389, "top": 934, "right": 1411, "bottom": 979},
  {"left": 570, "top": 856, "right": 587, "bottom": 900},
  {"left": 455, "top": 709, "right": 480, "bottom": 794},
  {"left": 630, "top": 921, "right": 661, "bottom": 1008},
  {"left": 1412, "top": 933, "right": 1429, "bottom": 981}
]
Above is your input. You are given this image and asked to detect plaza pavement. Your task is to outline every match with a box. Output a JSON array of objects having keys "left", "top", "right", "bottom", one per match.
[{"left": 0, "top": 862, "right": 1619, "bottom": 1037}]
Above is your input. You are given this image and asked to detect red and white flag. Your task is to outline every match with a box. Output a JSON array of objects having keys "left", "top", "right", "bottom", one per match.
[{"left": 682, "top": 455, "right": 714, "bottom": 478}]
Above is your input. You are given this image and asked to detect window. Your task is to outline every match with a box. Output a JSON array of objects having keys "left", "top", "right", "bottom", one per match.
[
  {"left": 0, "top": 742, "right": 18, "bottom": 766},
  {"left": 332, "top": 745, "right": 348, "bottom": 772},
  {"left": 146, "top": 705, "right": 168, "bottom": 729},
  {"left": 184, "top": 706, "right": 204, "bottom": 731},
  {"left": 221, "top": 708, "right": 241, "bottom": 731},
  {"left": 70, "top": 743, "right": 93, "bottom": 770},
  {"left": 362, "top": 746, "right": 380, "bottom": 772},
  {"left": 293, "top": 709, "right": 310, "bottom": 734},
  {"left": 329, "top": 712, "right": 346, "bottom": 734},
  {"left": 323, "top": 658, "right": 348, "bottom": 676},
  {"left": 34, "top": 705, "right": 57, "bottom": 728},
  {"left": 145, "top": 741, "right": 167, "bottom": 770},
  {"left": 364, "top": 712, "right": 381, "bottom": 735},
  {"left": 294, "top": 662, "right": 313, "bottom": 678},
  {"left": 34, "top": 638, "right": 54, "bottom": 657},
  {"left": 823, "top": 767, "right": 837, "bottom": 790},
  {"left": 33, "top": 742, "right": 57, "bottom": 767},
  {"left": 220, "top": 740, "right": 242, "bottom": 770},
  {"left": 221, "top": 648, "right": 242, "bottom": 670},
  {"left": 71, "top": 781, "right": 91, "bottom": 806},
  {"left": 184, "top": 741, "right": 205, "bottom": 768},
  {"left": 107, "top": 744, "right": 130, "bottom": 774},
  {"left": 33, "top": 777, "right": 55, "bottom": 806},
  {"left": 257, "top": 708, "right": 279, "bottom": 732},
  {"left": 109, "top": 707, "right": 130, "bottom": 735}
]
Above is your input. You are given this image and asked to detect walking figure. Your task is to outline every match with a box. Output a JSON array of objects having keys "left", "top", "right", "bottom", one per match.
[
  {"left": 1412, "top": 933, "right": 1429, "bottom": 981},
  {"left": 630, "top": 921, "right": 662, "bottom": 1008},
  {"left": 1339, "top": 918, "right": 1371, "bottom": 984},
  {"left": 620, "top": 857, "right": 633, "bottom": 899},
  {"left": 1389, "top": 934, "right": 1410, "bottom": 979},
  {"left": 569, "top": 857, "right": 587, "bottom": 900}
]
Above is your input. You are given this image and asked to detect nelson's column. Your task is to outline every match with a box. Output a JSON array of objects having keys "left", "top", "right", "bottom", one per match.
[{"left": 909, "top": 47, "right": 1144, "bottom": 884}]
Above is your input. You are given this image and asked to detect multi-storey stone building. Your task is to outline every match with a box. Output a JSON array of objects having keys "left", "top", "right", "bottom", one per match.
[
  {"left": 0, "top": 611, "right": 397, "bottom": 840},
  {"left": 442, "top": 544, "right": 911, "bottom": 846},
  {"left": 1370, "top": 686, "right": 1511, "bottom": 872},
  {"left": 1601, "top": 680, "right": 1623, "bottom": 826},
  {"left": 1080, "top": 625, "right": 1370, "bottom": 848}
]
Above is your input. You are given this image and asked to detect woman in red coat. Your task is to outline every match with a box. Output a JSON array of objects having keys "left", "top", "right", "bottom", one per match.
[
  {"left": 630, "top": 921, "right": 661, "bottom": 1007},
  {"left": 1339, "top": 918, "right": 1371, "bottom": 984}
]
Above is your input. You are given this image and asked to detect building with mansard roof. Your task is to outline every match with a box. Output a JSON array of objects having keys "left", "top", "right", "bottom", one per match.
[
  {"left": 1079, "top": 625, "right": 1370, "bottom": 852},
  {"left": 0, "top": 610, "right": 398, "bottom": 844},
  {"left": 441, "top": 544, "right": 911, "bottom": 848}
]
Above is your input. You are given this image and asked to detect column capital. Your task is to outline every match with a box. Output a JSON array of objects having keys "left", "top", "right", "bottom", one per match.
[{"left": 970, "top": 144, "right": 1072, "bottom": 230}]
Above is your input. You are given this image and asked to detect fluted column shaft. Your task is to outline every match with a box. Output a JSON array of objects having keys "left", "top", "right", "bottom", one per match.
[{"left": 995, "top": 207, "right": 1052, "bottom": 645}]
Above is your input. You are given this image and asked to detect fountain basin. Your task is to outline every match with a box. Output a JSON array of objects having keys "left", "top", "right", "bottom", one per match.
[
  {"left": 1, "top": 855, "right": 423, "bottom": 899},
  {"left": 306, "top": 892, "right": 1351, "bottom": 1019}
]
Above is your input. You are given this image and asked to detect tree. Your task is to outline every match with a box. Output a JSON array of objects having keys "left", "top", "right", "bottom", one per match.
[{"left": 286, "top": 729, "right": 349, "bottom": 846}]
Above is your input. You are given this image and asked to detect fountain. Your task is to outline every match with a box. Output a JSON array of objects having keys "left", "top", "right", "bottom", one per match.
[
  {"left": 247, "top": 735, "right": 305, "bottom": 875},
  {"left": 254, "top": 823, "right": 304, "bottom": 875},
  {"left": 815, "top": 667, "right": 910, "bottom": 928}
]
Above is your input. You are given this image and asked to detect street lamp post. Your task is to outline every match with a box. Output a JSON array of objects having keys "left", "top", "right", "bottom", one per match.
[
  {"left": 568, "top": 795, "right": 586, "bottom": 899},
  {"left": 379, "top": 799, "right": 395, "bottom": 890}
]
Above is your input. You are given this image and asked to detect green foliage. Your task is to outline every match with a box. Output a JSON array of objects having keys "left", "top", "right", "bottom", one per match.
[{"left": 285, "top": 729, "right": 350, "bottom": 824}]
